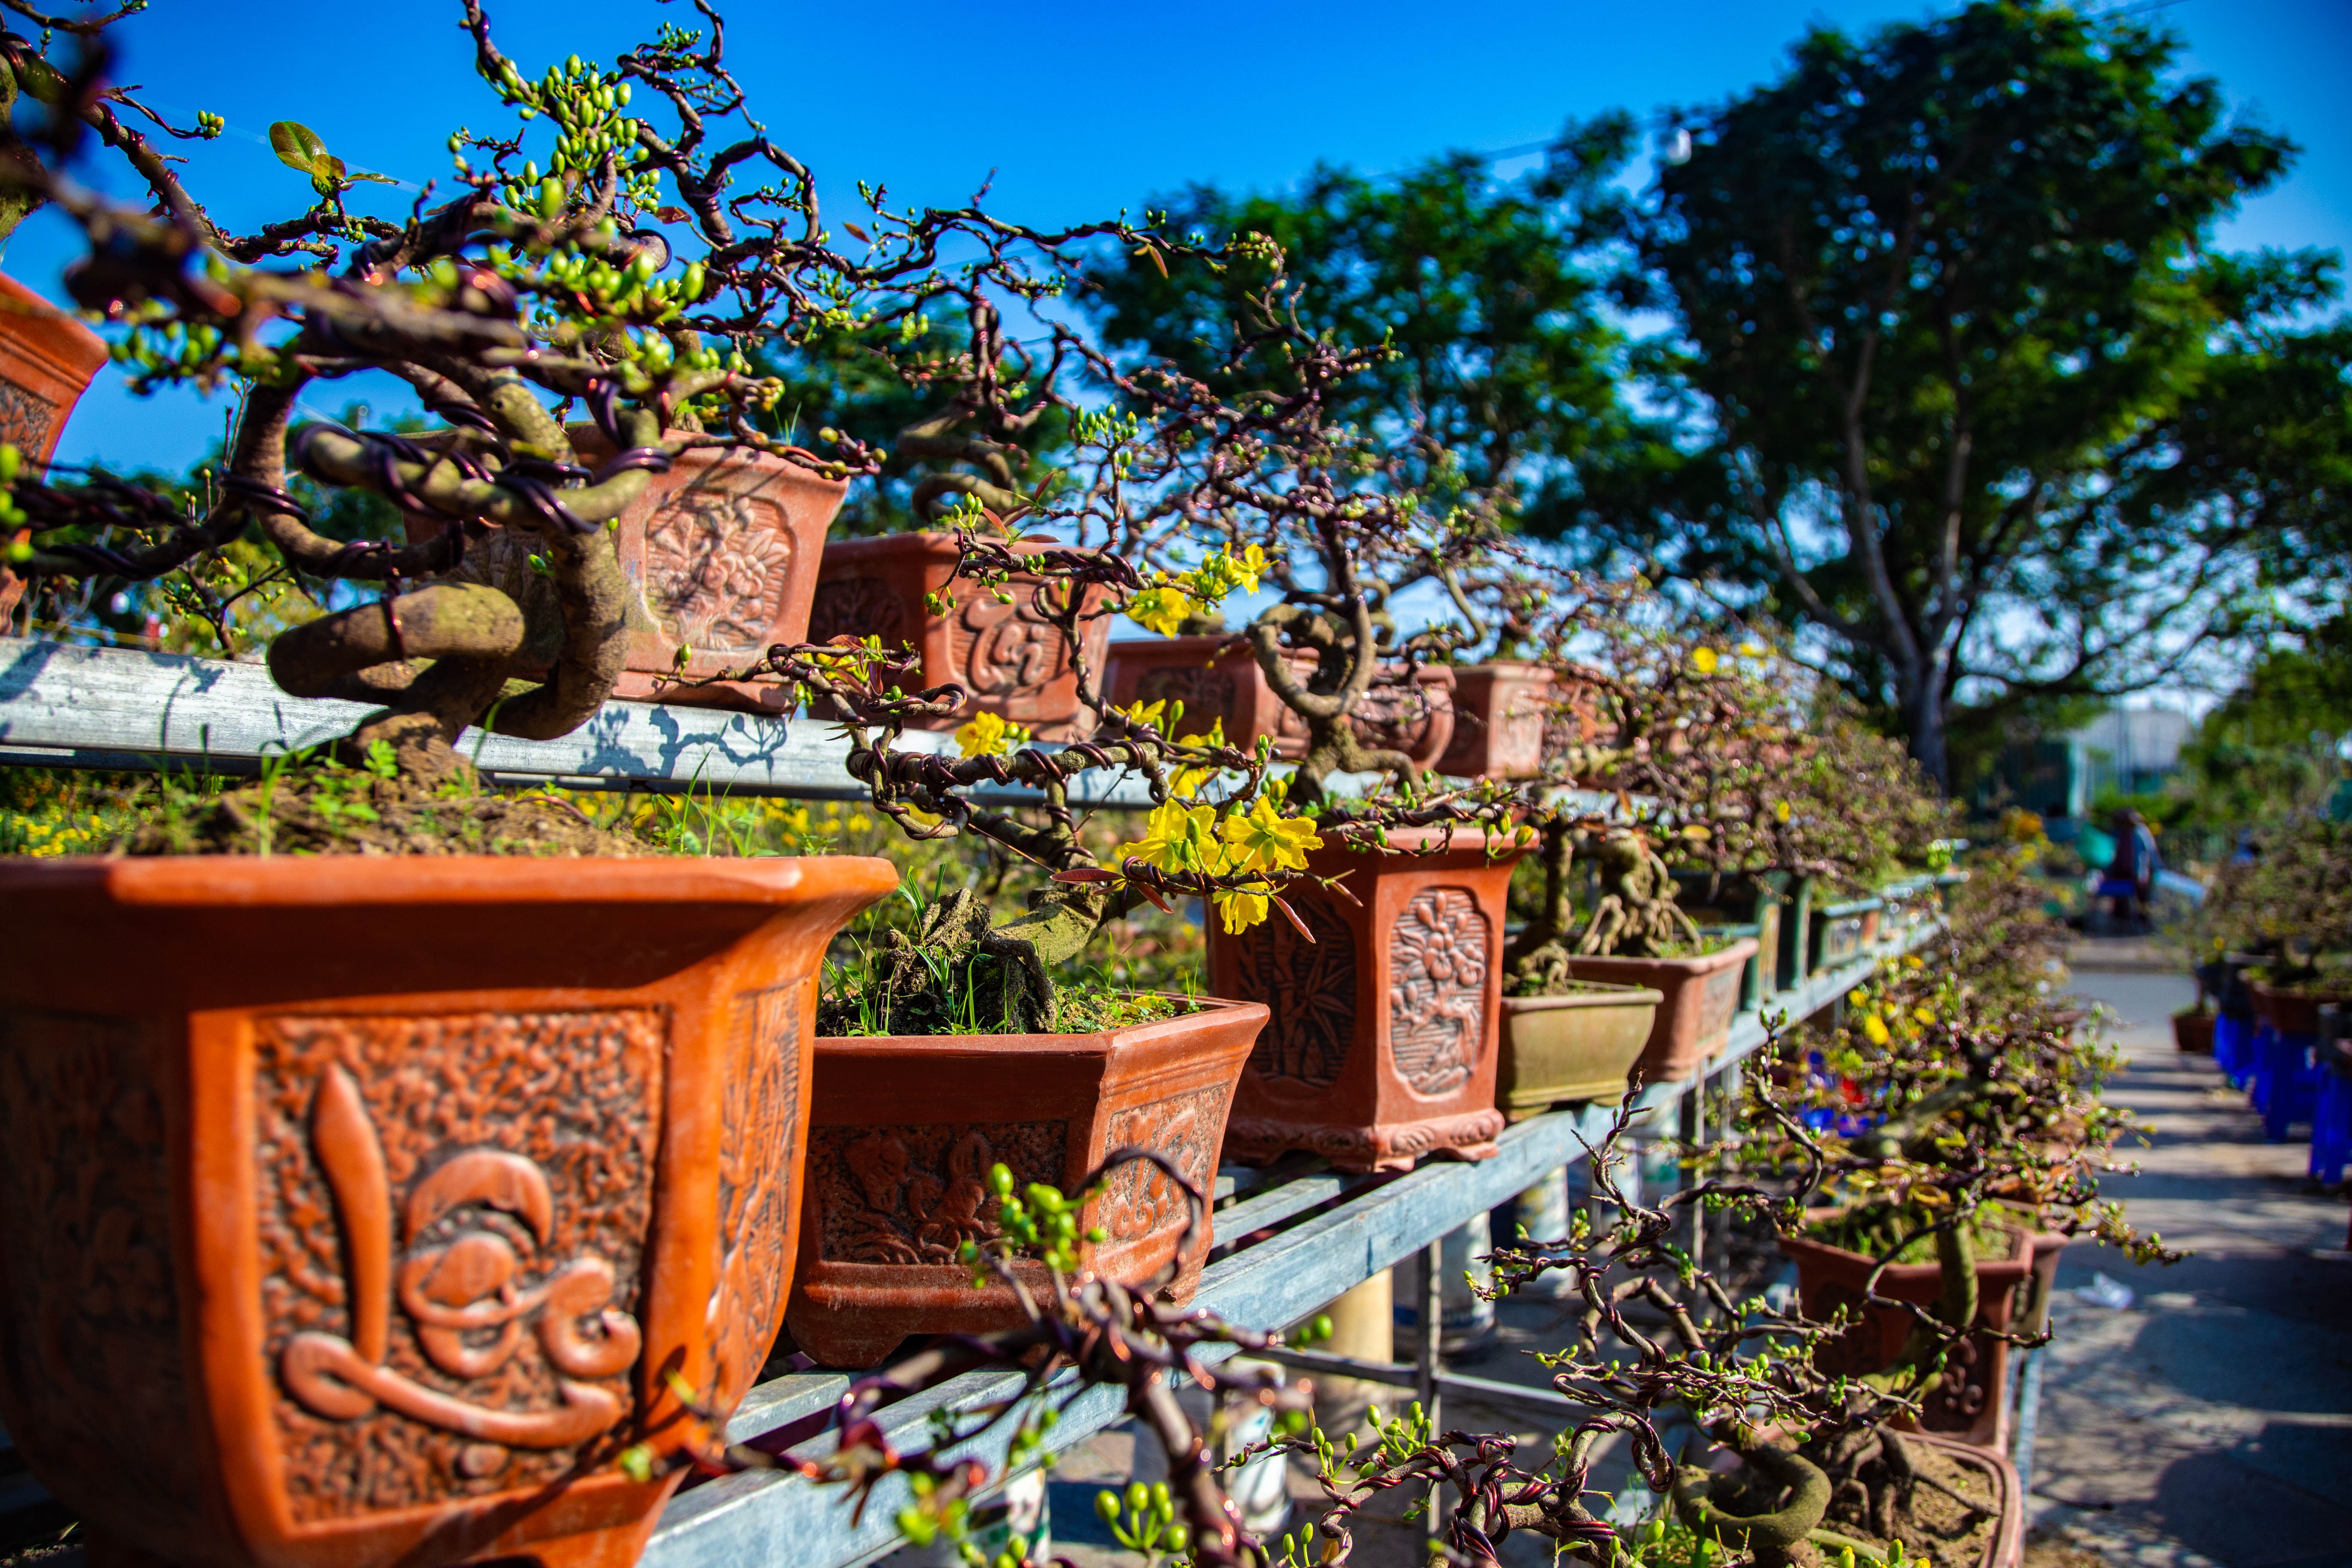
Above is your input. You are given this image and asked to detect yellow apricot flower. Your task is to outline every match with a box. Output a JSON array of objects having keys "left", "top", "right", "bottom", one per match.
[
  {"left": 1115, "top": 799, "right": 1218, "bottom": 874},
  {"left": 1690, "top": 646, "right": 1720, "bottom": 675},
  {"left": 1775, "top": 799, "right": 1792, "bottom": 823},
  {"left": 1220, "top": 793, "right": 1323, "bottom": 873},
  {"left": 1861, "top": 1014, "right": 1891, "bottom": 1046},
  {"left": 1129, "top": 581, "right": 1190, "bottom": 637},
  {"left": 1213, "top": 879, "right": 1271, "bottom": 934},
  {"left": 954, "top": 710, "right": 1029, "bottom": 758}
]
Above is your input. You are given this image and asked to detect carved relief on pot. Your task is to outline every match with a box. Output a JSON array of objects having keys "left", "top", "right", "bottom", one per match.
[
  {"left": 1132, "top": 665, "right": 1239, "bottom": 736},
  {"left": 808, "top": 574, "right": 909, "bottom": 649},
  {"left": 811, "top": 1119, "right": 1067, "bottom": 1265},
  {"left": 0, "top": 1010, "right": 202, "bottom": 1542},
  {"left": 1095, "top": 1084, "right": 1233, "bottom": 1246},
  {"left": 1235, "top": 898, "right": 1357, "bottom": 1090},
  {"left": 641, "top": 489, "right": 796, "bottom": 654},
  {"left": 254, "top": 1008, "right": 662, "bottom": 1519},
  {"left": 947, "top": 586, "right": 1074, "bottom": 698},
  {"left": 1388, "top": 888, "right": 1489, "bottom": 1096},
  {"left": 706, "top": 984, "right": 802, "bottom": 1407},
  {"left": 1272, "top": 660, "right": 1450, "bottom": 757},
  {"left": 0, "top": 381, "right": 60, "bottom": 460}
]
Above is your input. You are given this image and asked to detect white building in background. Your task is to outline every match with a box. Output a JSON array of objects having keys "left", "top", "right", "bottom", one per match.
[{"left": 2068, "top": 705, "right": 2195, "bottom": 804}]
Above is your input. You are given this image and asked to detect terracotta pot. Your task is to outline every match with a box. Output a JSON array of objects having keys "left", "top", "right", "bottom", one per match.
[
  {"left": 2172, "top": 1009, "right": 2215, "bottom": 1054},
  {"left": 0, "top": 854, "right": 895, "bottom": 1568},
  {"left": 1562, "top": 937, "right": 1759, "bottom": 1089},
  {"left": 809, "top": 532, "right": 1112, "bottom": 738},
  {"left": 1104, "top": 637, "right": 1457, "bottom": 771},
  {"left": 404, "top": 427, "right": 848, "bottom": 714},
  {"left": 2251, "top": 977, "right": 2352, "bottom": 1038},
  {"left": 1495, "top": 982, "right": 1662, "bottom": 1120},
  {"left": 1208, "top": 829, "right": 1522, "bottom": 1172},
  {"left": 0, "top": 273, "right": 110, "bottom": 625},
  {"left": 1778, "top": 1221, "right": 2031, "bottom": 1453},
  {"left": 1434, "top": 662, "right": 1554, "bottom": 781},
  {"left": 784, "top": 997, "right": 1266, "bottom": 1368}
]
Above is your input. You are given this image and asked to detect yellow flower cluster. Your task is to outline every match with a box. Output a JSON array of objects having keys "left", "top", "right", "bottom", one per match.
[
  {"left": 1112, "top": 792, "right": 1321, "bottom": 934},
  {"left": 954, "top": 710, "right": 1031, "bottom": 759},
  {"left": 1127, "top": 545, "right": 1269, "bottom": 637}
]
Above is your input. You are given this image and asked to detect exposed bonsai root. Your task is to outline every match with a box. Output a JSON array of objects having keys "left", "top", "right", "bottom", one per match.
[{"left": 1672, "top": 1443, "right": 1831, "bottom": 1568}]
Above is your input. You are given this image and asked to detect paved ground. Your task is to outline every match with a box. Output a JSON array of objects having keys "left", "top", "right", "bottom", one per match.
[{"left": 2026, "top": 967, "right": 2352, "bottom": 1568}]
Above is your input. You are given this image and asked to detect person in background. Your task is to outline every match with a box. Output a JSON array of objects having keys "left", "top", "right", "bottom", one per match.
[{"left": 2099, "top": 808, "right": 2162, "bottom": 932}]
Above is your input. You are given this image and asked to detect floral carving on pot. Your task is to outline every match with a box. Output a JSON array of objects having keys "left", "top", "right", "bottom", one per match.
[
  {"left": 642, "top": 490, "right": 794, "bottom": 654},
  {"left": 706, "top": 984, "right": 802, "bottom": 1406},
  {"left": 949, "top": 590, "right": 1072, "bottom": 698},
  {"left": 1095, "top": 1085, "right": 1231, "bottom": 1245},
  {"left": 1236, "top": 897, "right": 1358, "bottom": 1089},
  {"left": 812, "top": 1120, "right": 1066, "bottom": 1265},
  {"left": 1389, "top": 888, "right": 1488, "bottom": 1096},
  {"left": 254, "top": 1008, "right": 661, "bottom": 1518},
  {"left": 808, "top": 574, "right": 908, "bottom": 649}
]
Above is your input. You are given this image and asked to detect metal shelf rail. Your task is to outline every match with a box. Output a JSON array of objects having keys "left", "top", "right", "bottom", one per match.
[
  {"left": 644, "top": 925, "right": 1937, "bottom": 1568},
  {"left": 0, "top": 637, "right": 1162, "bottom": 806}
]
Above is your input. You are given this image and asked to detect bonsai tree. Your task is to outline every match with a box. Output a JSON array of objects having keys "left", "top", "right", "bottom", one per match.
[
  {"left": 719, "top": 249, "right": 1568, "bottom": 1032},
  {"left": 0, "top": 1, "right": 1168, "bottom": 783},
  {"left": 1503, "top": 621, "right": 1955, "bottom": 992}
]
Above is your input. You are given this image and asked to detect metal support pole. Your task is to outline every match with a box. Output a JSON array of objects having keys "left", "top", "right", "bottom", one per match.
[
  {"left": 1680, "top": 1068, "right": 1706, "bottom": 1275},
  {"left": 1417, "top": 1240, "right": 1443, "bottom": 1544}
]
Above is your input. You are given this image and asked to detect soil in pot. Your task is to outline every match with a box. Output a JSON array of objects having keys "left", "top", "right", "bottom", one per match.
[
  {"left": 1208, "top": 828, "right": 1521, "bottom": 1171},
  {"left": 1676, "top": 1430, "right": 2020, "bottom": 1568},
  {"left": 0, "top": 849, "right": 897, "bottom": 1568},
  {"left": 1562, "top": 936, "right": 1758, "bottom": 1090},
  {"left": 809, "top": 532, "right": 1112, "bottom": 737},
  {"left": 112, "top": 749, "right": 649, "bottom": 858},
  {"left": 1495, "top": 980, "right": 1662, "bottom": 1119}
]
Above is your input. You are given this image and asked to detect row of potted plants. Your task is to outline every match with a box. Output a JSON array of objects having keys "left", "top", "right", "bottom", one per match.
[
  {"left": 0, "top": 10, "right": 1966, "bottom": 1567},
  {"left": 763, "top": 851, "right": 2138, "bottom": 1568}
]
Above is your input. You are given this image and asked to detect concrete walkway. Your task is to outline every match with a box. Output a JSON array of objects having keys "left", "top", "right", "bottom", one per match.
[{"left": 2029, "top": 966, "right": 2352, "bottom": 1568}]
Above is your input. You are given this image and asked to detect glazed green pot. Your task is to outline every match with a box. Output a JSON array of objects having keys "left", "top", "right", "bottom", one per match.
[{"left": 1495, "top": 981, "right": 1664, "bottom": 1119}]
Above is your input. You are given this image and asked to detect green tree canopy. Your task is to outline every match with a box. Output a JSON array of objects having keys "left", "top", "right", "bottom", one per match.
[
  {"left": 1568, "top": 0, "right": 2332, "bottom": 790},
  {"left": 1081, "top": 117, "right": 1641, "bottom": 509}
]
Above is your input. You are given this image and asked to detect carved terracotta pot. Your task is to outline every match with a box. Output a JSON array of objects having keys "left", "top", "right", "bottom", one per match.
[
  {"left": 1779, "top": 1220, "right": 2032, "bottom": 1453},
  {"left": 0, "top": 273, "right": 110, "bottom": 626},
  {"left": 1104, "top": 637, "right": 1457, "bottom": 771},
  {"left": 1562, "top": 937, "right": 1759, "bottom": 1089},
  {"left": 0, "top": 854, "right": 895, "bottom": 1568},
  {"left": 784, "top": 997, "right": 1266, "bottom": 1368},
  {"left": 1208, "top": 830, "right": 1521, "bottom": 1172},
  {"left": 1435, "top": 663, "right": 1555, "bottom": 781},
  {"left": 808, "top": 532, "right": 1113, "bottom": 738},
  {"left": 404, "top": 428, "right": 848, "bottom": 715}
]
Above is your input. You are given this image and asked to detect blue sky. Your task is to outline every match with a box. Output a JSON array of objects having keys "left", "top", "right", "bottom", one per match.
[{"left": 14, "top": 0, "right": 2348, "bottom": 472}]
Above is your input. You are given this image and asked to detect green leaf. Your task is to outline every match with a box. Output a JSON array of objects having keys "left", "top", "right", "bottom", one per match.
[
  {"left": 347, "top": 171, "right": 401, "bottom": 187},
  {"left": 269, "top": 121, "right": 332, "bottom": 177}
]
